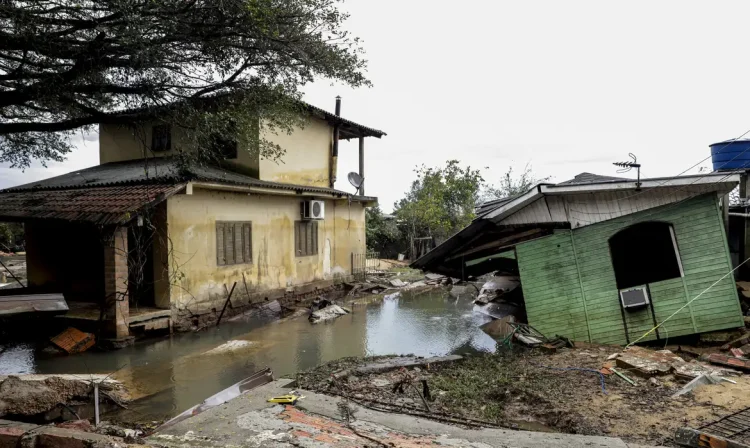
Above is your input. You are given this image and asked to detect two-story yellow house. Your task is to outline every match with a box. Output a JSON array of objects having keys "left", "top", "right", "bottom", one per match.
[{"left": 0, "top": 97, "right": 384, "bottom": 341}]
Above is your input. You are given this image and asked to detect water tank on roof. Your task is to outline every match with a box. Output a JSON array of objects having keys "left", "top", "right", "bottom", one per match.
[{"left": 710, "top": 139, "right": 750, "bottom": 171}]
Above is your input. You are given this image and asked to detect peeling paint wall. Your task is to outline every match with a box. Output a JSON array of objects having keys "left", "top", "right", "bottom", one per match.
[
  {"left": 99, "top": 122, "right": 261, "bottom": 177},
  {"left": 259, "top": 117, "right": 332, "bottom": 187},
  {"left": 165, "top": 189, "right": 365, "bottom": 313}
]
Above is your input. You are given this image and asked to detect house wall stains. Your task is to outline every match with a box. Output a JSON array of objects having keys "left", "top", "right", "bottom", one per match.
[
  {"left": 516, "top": 194, "right": 744, "bottom": 345},
  {"left": 164, "top": 189, "right": 365, "bottom": 315},
  {"left": 259, "top": 117, "right": 332, "bottom": 188},
  {"left": 99, "top": 122, "right": 261, "bottom": 177}
]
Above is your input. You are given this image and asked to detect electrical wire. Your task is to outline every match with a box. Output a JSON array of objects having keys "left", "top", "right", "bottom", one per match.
[{"left": 625, "top": 255, "right": 750, "bottom": 348}]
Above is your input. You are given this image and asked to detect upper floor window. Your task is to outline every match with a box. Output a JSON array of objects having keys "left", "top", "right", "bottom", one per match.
[
  {"left": 151, "top": 124, "right": 171, "bottom": 152},
  {"left": 210, "top": 129, "right": 238, "bottom": 160},
  {"left": 609, "top": 221, "right": 684, "bottom": 289}
]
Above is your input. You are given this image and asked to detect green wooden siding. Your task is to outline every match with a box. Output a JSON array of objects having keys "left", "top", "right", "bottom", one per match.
[{"left": 516, "top": 194, "right": 743, "bottom": 345}]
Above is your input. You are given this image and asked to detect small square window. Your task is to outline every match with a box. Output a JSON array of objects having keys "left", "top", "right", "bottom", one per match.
[
  {"left": 211, "top": 133, "right": 238, "bottom": 160},
  {"left": 151, "top": 125, "right": 171, "bottom": 152}
]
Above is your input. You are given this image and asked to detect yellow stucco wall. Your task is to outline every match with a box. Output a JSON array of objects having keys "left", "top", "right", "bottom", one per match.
[
  {"left": 260, "top": 117, "right": 332, "bottom": 187},
  {"left": 165, "top": 189, "right": 365, "bottom": 311},
  {"left": 98, "top": 122, "right": 260, "bottom": 176}
]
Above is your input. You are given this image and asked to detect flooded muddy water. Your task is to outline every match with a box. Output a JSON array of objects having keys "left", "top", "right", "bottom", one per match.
[{"left": 0, "top": 290, "right": 496, "bottom": 422}]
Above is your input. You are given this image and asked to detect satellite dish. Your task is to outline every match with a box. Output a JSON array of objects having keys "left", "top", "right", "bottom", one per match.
[{"left": 347, "top": 172, "right": 364, "bottom": 192}]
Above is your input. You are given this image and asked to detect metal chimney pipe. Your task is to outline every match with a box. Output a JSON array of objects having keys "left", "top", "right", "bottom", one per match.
[{"left": 331, "top": 96, "right": 341, "bottom": 187}]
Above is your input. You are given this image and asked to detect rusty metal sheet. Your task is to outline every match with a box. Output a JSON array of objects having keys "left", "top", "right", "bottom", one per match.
[
  {"left": 0, "top": 293, "right": 68, "bottom": 316},
  {"left": 50, "top": 327, "right": 96, "bottom": 354}
]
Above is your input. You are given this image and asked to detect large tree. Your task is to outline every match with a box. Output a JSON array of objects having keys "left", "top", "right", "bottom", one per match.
[
  {"left": 394, "top": 160, "right": 485, "bottom": 243},
  {"left": 0, "top": 0, "right": 369, "bottom": 167}
]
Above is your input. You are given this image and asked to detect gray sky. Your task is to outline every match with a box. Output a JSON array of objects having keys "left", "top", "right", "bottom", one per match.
[{"left": 3, "top": 1, "right": 750, "bottom": 212}]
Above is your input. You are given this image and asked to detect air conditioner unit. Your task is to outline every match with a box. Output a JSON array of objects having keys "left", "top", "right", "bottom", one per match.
[
  {"left": 301, "top": 200, "right": 325, "bottom": 220},
  {"left": 619, "top": 286, "right": 650, "bottom": 309}
]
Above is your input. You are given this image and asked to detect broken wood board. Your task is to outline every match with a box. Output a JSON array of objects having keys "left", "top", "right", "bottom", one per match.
[
  {"left": 0, "top": 293, "right": 67, "bottom": 316},
  {"left": 50, "top": 327, "right": 95, "bottom": 354}
]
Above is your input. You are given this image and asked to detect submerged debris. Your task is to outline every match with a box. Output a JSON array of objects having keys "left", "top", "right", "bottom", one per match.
[{"left": 309, "top": 304, "right": 350, "bottom": 323}]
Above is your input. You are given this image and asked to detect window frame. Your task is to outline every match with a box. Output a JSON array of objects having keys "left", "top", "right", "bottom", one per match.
[
  {"left": 608, "top": 221, "right": 684, "bottom": 290},
  {"left": 295, "top": 220, "right": 319, "bottom": 257},
  {"left": 151, "top": 124, "right": 172, "bottom": 152},
  {"left": 216, "top": 221, "right": 252, "bottom": 266}
]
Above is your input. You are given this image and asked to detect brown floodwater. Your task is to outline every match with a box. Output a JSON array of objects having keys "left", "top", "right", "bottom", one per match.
[{"left": 0, "top": 289, "right": 496, "bottom": 423}]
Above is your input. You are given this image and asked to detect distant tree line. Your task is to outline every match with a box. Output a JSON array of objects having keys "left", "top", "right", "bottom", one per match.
[{"left": 366, "top": 161, "right": 549, "bottom": 259}]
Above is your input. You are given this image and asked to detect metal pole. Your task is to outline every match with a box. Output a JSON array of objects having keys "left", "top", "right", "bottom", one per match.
[
  {"left": 94, "top": 383, "right": 100, "bottom": 426},
  {"left": 358, "top": 136, "right": 365, "bottom": 196}
]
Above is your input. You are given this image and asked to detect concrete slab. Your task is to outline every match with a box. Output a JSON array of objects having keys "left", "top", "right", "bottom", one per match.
[{"left": 148, "top": 379, "right": 660, "bottom": 448}]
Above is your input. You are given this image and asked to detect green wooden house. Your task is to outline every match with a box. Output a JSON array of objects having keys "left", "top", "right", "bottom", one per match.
[{"left": 413, "top": 172, "right": 745, "bottom": 345}]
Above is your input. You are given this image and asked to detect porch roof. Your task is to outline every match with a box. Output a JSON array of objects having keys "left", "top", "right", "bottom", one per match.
[{"left": 0, "top": 184, "right": 183, "bottom": 225}]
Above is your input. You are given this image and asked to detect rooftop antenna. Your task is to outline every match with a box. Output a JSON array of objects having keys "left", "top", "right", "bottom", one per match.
[
  {"left": 613, "top": 153, "right": 641, "bottom": 191},
  {"left": 347, "top": 172, "right": 364, "bottom": 195}
]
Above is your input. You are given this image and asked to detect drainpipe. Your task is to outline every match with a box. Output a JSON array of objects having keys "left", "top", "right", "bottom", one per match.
[{"left": 331, "top": 96, "right": 341, "bottom": 188}]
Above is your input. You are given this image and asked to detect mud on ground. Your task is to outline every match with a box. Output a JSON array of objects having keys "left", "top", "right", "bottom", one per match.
[{"left": 297, "top": 347, "right": 750, "bottom": 447}]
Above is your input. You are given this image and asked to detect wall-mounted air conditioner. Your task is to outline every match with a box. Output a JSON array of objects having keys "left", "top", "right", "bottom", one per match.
[
  {"left": 301, "top": 200, "right": 325, "bottom": 220},
  {"left": 619, "top": 286, "right": 650, "bottom": 309}
]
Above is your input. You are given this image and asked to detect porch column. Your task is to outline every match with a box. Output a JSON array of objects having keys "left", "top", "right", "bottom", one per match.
[
  {"left": 104, "top": 226, "right": 130, "bottom": 339},
  {"left": 358, "top": 136, "right": 365, "bottom": 196}
]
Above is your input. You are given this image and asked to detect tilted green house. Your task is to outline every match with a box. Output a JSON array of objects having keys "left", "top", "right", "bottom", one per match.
[{"left": 413, "top": 172, "right": 744, "bottom": 345}]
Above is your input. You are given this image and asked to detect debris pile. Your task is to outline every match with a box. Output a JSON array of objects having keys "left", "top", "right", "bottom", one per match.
[{"left": 309, "top": 304, "right": 350, "bottom": 323}]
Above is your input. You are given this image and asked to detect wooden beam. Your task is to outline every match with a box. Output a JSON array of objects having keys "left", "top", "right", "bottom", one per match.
[{"left": 446, "top": 228, "right": 545, "bottom": 261}]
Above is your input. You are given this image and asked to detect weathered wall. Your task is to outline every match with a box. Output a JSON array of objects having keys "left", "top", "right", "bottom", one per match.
[
  {"left": 99, "top": 122, "right": 261, "bottom": 177},
  {"left": 259, "top": 117, "right": 332, "bottom": 187},
  {"left": 516, "top": 194, "right": 743, "bottom": 345},
  {"left": 165, "top": 189, "right": 365, "bottom": 314},
  {"left": 25, "top": 221, "right": 104, "bottom": 301}
]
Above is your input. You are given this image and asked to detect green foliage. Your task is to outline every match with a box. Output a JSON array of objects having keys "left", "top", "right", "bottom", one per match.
[
  {"left": 482, "top": 164, "right": 551, "bottom": 201},
  {"left": 0, "top": 222, "right": 24, "bottom": 252},
  {"left": 365, "top": 206, "right": 402, "bottom": 254},
  {"left": 0, "top": 0, "right": 370, "bottom": 167},
  {"left": 394, "top": 160, "right": 484, "bottom": 241}
]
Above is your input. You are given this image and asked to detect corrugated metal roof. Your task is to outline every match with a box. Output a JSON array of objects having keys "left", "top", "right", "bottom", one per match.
[
  {"left": 0, "top": 184, "right": 183, "bottom": 224},
  {"left": 3, "top": 158, "right": 376, "bottom": 201},
  {"left": 475, "top": 195, "right": 520, "bottom": 218},
  {"left": 557, "top": 172, "right": 630, "bottom": 185}
]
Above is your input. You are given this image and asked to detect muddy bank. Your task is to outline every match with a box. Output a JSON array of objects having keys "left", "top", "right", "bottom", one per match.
[
  {"left": 0, "top": 374, "right": 129, "bottom": 422},
  {"left": 298, "top": 347, "right": 750, "bottom": 447}
]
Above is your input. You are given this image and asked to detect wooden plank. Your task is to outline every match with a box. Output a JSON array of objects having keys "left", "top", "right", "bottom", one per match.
[{"left": 0, "top": 293, "right": 68, "bottom": 316}]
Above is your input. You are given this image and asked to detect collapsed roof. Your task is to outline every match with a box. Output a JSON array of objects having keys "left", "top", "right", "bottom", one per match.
[{"left": 413, "top": 171, "right": 741, "bottom": 278}]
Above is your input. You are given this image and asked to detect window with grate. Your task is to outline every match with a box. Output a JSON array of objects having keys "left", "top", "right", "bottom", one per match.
[
  {"left": 295, "top": 220, "right": 319, "bottom": 257},
  {"left": 152, "top": 124, "right": 171, "bottom": 152},
  {"left": 216, "top": 221, "right": 252, "bottom": 266}
]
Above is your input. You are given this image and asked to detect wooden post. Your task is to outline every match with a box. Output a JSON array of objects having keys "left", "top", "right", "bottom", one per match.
[{"left": 359, "top": 136, "right": 365, "bottom": 196}]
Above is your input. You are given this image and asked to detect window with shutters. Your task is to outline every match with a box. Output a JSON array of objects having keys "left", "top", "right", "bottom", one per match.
[
  {"left": 295, "top": 220, "right": 319, "bottom": 257},
  {"left": 216, "top": 221, "right": 252, "bottom": 266}
]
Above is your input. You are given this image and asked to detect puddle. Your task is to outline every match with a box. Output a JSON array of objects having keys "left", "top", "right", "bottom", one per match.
[{"left": 0, "top": 289, "right": 496, "bottom": 422}]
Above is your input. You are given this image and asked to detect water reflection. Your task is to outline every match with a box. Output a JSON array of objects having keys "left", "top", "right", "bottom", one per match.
[{"left": 0, "top": 290, "right": 496, "bottom": 422}]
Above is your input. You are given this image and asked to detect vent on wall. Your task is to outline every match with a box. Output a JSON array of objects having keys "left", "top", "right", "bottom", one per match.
[{"left": 619, "top": 286, "right": 650, "bottom": 309}]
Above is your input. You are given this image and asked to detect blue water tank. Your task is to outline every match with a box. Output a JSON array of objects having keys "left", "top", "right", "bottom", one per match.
[{"left": 710, "top": 140, "right": 750, "bottom": 171}]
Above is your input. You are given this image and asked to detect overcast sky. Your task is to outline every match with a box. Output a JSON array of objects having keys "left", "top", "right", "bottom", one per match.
[{"left": 3, "top": 1, "right": 750, "bottom": 212}]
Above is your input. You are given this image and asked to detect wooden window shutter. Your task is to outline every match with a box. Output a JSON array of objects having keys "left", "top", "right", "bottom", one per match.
[
  {"left": 216, "top": 222, "right": 226, "bottom": 266},
  {"left": 315, "top": 222, "right": 319, "bottom": 253},
  {"left": 306, "top": 222, "right": 313, "bottom": 256},
  {"left": 233, "top": 223, "right": 243, "bottom": 263},
  {"left": 225, "top": 224, "right": 235, "bottom": 265},
  {"left": 243, "top": 223, "right": 252, "bottom": 263}
]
